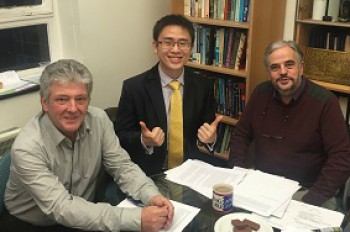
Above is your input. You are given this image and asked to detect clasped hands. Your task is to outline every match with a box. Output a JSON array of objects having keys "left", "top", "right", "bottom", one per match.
[
  {"left": 140, "top": 115, "right": 223, "bottom": 147},
  {"left": 141, "top": 195, "right": 174, "bottom": 232}
]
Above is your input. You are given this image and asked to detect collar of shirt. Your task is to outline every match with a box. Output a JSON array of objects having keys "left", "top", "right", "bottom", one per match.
[
  {"left": 273, "top": 75, "right": 306, "bottom": 103},
  {"left": 158, "top": 65, "right": 185, "bottom": 88},
  {"left": 39, "top": 111, "right": 91, "bottom": 146}
]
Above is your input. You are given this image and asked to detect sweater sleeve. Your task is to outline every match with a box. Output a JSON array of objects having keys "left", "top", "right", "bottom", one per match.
[
  {"left": 304, "top": 94, "right": 350, "bottom": 205},
  {"left": 228, "top": 88, "right": 257, "bottom": 168}
]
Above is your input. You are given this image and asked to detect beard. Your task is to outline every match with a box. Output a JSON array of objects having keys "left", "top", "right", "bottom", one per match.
[{"left": 273, "top": 74, "right": 302, "bottom": 97}]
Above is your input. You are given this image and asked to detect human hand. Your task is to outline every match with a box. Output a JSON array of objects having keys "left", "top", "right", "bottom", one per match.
[
  {"left": 140, "top": 121, "right": 165, "bottom": 147},
  {"left": 197, "top": 115, "right": 223, "bottom": 144},
  {"left": 141, "top": 195, "right": 174, "bottom": 232},
  {"left": 148, "top": 195, "right": 174, "bottom": 230},
  {"left": 141, "top": 206, "right": 170, "bottom": 232}
]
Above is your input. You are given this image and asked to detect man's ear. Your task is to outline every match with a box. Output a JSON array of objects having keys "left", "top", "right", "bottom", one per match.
[
  {"left": 152, "top": 41, "right": 158, "bottom": 54},
  {"left": 299, "top": 61, "right": 304, "bottom": 75},
  {"left": 41, "top": 95, "right": 48, "bottom": 112}
]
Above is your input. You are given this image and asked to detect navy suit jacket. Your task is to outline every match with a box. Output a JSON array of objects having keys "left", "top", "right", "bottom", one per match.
[{"left": 115, "top": 64, "right": 226, "bottom": 176}]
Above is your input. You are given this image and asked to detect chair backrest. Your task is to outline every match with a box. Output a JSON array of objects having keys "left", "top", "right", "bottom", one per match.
[
  {"left": 0, "top": 149, "right": 11, "bottom": 216},
  {"left": 104, "top": 107, "right": 118, "bottom": 124}
]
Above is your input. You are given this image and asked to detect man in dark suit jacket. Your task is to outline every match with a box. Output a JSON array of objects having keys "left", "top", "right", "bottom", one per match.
[{"left": 115, "top": 15, "right": 226, "bottom": 176}]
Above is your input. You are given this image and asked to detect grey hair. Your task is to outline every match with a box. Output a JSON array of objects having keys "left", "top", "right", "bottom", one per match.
[
  {"left": 40, "top": 59, "right": 93, "bottom": 101},
  {"left": 263, "top": 40, "right": 304, "bottom": 70}
]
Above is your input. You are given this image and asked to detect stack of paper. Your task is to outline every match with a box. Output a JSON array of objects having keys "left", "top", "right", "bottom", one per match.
[
  {"left": 166, "top": 159, "right": 299, "bottom": 218},
  {"left": 233, "top": 170, "right": 300, "bottom": 216},
  {"left": 165, "top": 160, "right": 344, "bottom": 230},
  {"left": 0, "top": 70, "right": 37, "bottom": 96},
  {"left": 253, "top": 200, "right": 344, "bottom": 231},
  {"left": 165, "top": 159, "right": 248, "bottom": 198}
]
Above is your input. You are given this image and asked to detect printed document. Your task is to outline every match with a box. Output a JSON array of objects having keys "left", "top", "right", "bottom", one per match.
[
  {"left": 233, "top": 170, "right": 300, "bottom": 216},
  {"left": 253, "top": 200, "right": 344, "bottom": 230},
  {"left": 118, "top": 198, "right": 200, "bottom": 232},
  {"left": 165, "top": 159, "right": 248, "bottom": 198},
  {"left": 165, "top": 160, "right": 300, "bottom": 217}
]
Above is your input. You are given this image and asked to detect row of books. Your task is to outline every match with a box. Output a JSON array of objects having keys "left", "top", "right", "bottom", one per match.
[
  {"left": 214, "top": 123, "right": 234, "bottom": 154},
  {"left": 191, "top": 25, "right": 247, "bottom": 70},
  {"left": 184, "top": 0, "right": 250, "bottom": 22},
  {"left": 214, "top": 78, "right": 246, "bottom": 119},
  {"left": 309, "top": 27, "right": 350, "bottom": 52}
]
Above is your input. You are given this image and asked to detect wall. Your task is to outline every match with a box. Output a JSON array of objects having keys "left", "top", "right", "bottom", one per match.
[
  {"left": 0, "top": 0, "right": 171, "bottom": 131},
  {"left": 75, "top": 0, "right": 171, "bottom": 109},
  {"left": 0, "top": 0, "right": 297, "bottom": 131}
]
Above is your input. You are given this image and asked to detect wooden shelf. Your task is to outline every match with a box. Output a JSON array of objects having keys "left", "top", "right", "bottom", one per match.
[
  {"left": 198, "top": 144, "right": 229, "bottom": 161},
  {"left": 309, "top": 79, "right": 350, "bottom": 94},
  {"left": 296, "top": 19, "right": 350, "bottom": 28},
  {"left": 216, "top": 114, "right": 239, "bottom": 126},
  {"left": 186, "top": 16, "right": 250, "bottom": 29},
  {"left": 186, "top": 62, "right": 247, "bottom": 78}
]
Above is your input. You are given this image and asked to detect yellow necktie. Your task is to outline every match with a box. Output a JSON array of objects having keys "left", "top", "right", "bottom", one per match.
[{"left": 168, "top": 81, "right": 183, "bottom": 169}]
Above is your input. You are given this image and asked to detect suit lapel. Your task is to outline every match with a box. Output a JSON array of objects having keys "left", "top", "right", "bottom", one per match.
[
  {"left": 145, "top": 66, "right": 168, "bottom": 131},
  {"left": 183, "top": 69, "right": 195, "bottom": 129}
]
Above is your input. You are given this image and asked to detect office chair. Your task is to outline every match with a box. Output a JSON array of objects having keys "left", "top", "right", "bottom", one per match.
[{"left": 0, "top": 127, "right": 21, "bottom": 216}]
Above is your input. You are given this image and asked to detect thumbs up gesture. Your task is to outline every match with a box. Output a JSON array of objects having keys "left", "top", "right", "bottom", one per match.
[
  {"left": 140, "top": 121, "right": 165, "bottom": 147},
  {"left": 197, "top": 115, "right": 223, "bottom": 144}
]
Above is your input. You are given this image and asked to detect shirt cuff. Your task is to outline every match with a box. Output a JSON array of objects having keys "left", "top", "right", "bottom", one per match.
[
  {"left": 140, "top": 135, "right": 154, "bottom": 155},
  {"left": 302, "top": 190, "right": 329, "bottom": 206}
]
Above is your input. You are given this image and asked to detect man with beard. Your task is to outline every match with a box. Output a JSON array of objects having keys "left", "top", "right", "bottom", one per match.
[{"left": 228, "top": 40, "right": 350, "bottom": 210}]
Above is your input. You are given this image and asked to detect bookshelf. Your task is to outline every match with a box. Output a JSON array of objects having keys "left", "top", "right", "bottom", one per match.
[
  {"left": 295, "top": 0, "right": 350, "bottom": 94},
  {"left": 295, "top": 0, "right": 350, "bottom": 128},
  {"left": 172, "top": 0, "right": 287, "bottom": 160}
]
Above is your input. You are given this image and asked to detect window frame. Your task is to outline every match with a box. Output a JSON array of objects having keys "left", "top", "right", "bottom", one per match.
[
  {"left": 0, "top": 0, "right": 57, "bottom": 80},
  {"left": 0, "top": 0, "right": 53, "bottom": 23}
]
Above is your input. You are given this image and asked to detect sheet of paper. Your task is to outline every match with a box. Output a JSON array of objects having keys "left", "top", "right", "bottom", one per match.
[
  {"left": 0, "top": 70, "right": 38, "bottom": 96},
  {"left": 253, "top": 200, "right": 344, "bottom": 230},
  {"left": 0, "top": 71, "right": 29, "bottom": 91},
  {"left": 233, "top": 170, "right": 300, "bottom": 217},
  {"left": 165, "top": 159, "right": 248, "bottom": 198},
  {"left": 118, "top": 198, "right": 200, "bottom": 232},
  {"left": 165, "top": 160, "right": 300, "bottom": 217},
  {"left": 21, "top": 73, "right": 41, "bottom": 84}
]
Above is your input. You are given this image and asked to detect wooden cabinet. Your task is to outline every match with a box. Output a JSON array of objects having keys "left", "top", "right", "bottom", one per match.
[
  {"left": 171, "top": 0, "right": 286, "bottom": 160},
  {"left": 295, "top": 0, "right": 350, "bottom": 94}
]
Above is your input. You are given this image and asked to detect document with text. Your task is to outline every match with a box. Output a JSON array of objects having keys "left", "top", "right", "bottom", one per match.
[
  {"left": 165, "top": 159, "right": 248, "bottom": 198},
  {"left": 253, "top": 200, "right": 344, "bottom": 230},
  {"left": 165, "top": 160, "right": 300, "bottom": 217},
  {"left": 118, "top": 198, "right": 200, "bottom": 232},
  {"left": 233, "top": 170, "right": 300, "bottom": 217}
]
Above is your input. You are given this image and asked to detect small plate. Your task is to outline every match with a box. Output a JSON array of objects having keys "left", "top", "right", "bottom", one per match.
[{"left": 214, "top": 212, "right": 273, "bottom": 232}]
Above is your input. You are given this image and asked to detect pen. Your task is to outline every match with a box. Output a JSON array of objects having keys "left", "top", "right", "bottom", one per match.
[{"left": 312, "top": 227, "right": 343, "bottom": 232}]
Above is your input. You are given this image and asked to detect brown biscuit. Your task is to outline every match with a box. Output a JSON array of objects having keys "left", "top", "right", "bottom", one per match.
[
  {"left": 234, "top": 227, "right": 252, "bottom": 232},
  {"left": 232, "top": 219, "right": 244, "bottom": 227},
  {"left": 242, "top": 219, "right": 260, "bottom": 231}
]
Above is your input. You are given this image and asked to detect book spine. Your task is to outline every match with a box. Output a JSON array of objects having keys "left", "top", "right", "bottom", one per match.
[
  {"left": 230, "top": 0, "right": 236, "bottom": 21},
  {"left": 184, "top": 0, "right": 191, "bottom": 16},
  {"left": 242, "top": 0, "right": 250, "bottom": 22},
  {"left": 234, "top": 32, "right": 247, "bottom": 70},
  {"left": 224, "top": 28, "right": 235, "bottom": 68},
  {"left": 234, "top": 0, "right": 240, "bottom": 21}
]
